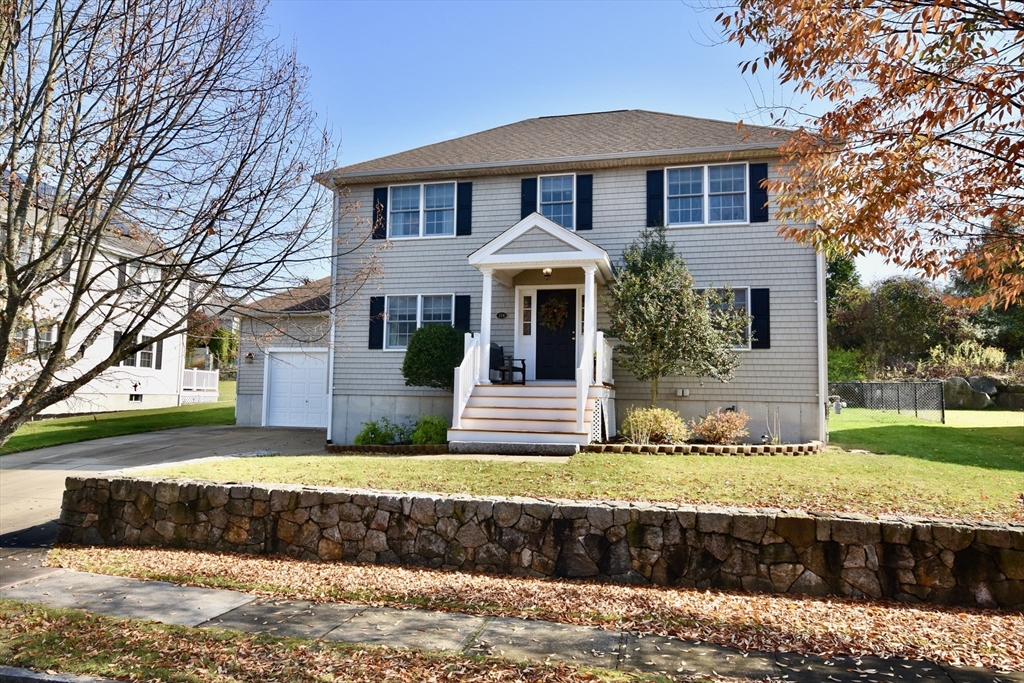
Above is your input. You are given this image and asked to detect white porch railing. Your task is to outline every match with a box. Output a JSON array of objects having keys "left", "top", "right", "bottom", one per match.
[
  {"left": 576, "top": 332, "right": 594, "bottom": 433},
  {"left": 595, "top": 331, "right": 614, "bottom": 386},
  {"left": 452, "top": 332, "right": 480, "bottom": 430},
  {"left": 182, "top": 368, "right": 219, "bottom": 392}
]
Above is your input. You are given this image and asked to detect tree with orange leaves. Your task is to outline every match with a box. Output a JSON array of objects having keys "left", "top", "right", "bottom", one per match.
[{"left": 717, "top": 0, "right": 1024, "bottom": 308}]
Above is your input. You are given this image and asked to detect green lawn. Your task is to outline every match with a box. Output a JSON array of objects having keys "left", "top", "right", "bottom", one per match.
[
  {"left": 829, "top": 408, "right": 1022, "bottom": 470},
  {"left": 0, "top": 381, "right": 236, "bottom": 455},
  {"left": 148, "top": 408, "right": 1023, "bottom": 522}
]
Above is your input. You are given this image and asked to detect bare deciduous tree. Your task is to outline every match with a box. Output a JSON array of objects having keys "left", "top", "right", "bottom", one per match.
[{"left": 0, "top": 0, "right": 375, "bottom": 445}]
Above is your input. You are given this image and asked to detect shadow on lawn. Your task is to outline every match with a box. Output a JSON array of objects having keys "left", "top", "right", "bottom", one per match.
[{"left": 831, "top": 423, "right": 1024, "bottom": 472}]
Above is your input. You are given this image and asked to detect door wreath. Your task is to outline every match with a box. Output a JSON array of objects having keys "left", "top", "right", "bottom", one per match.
[{"left": 540, "top": 295, "right": 569, "bottom": 331}]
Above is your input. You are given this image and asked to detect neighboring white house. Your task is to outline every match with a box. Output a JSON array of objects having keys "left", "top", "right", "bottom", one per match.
[
  {"left": 2, "top": 192, "right": 212, "bottom": 416},
  {"left": 236, "top": 110, "right": 828, "bottom": 451}
]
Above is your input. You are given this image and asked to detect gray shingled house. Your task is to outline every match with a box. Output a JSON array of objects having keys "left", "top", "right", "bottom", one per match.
[{"left": 236, "top": 110, "right": 828, "bottom": 451}]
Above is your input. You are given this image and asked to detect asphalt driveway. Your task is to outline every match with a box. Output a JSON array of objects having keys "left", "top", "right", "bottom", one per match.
[{"left": 0, "top": 426, "right": 326, "bottom": 539}]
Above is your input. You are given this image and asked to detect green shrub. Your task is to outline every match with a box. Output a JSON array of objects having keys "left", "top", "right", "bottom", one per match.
[
  {"left": 411, "top": 414, "right": 449, "bottom": 445},
  {"left": 353, "top": 418, "right": 410, "bottom": 445},
  {"left": 927, "top": 340, "right": 1006, "bottom": 374},
  {"left": 690, "top": 408, "right": 750, "bottom": 444},
  {"left": 621, "top": 406, "right": 689, "bottom": 445},
  {"left": 828, "top": 348, "right": 870, "bottom": 382},
  {"left": 402, "top": 325, "right": 467, "bottom": 392},
  {"left": 208, "top": 326, "right": 238, "bottom": 367}
]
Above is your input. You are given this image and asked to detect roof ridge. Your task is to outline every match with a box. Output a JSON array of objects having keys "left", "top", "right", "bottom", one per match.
[{"left": 320, "top": 110, "right": 788, "bottom": 181}]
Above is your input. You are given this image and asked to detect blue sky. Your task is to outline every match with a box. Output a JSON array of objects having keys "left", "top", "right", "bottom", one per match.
[{"left": 267, "top": 0, "right": 908, "bottom": 283}]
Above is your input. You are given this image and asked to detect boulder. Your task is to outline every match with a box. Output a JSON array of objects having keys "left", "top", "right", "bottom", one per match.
[
  {"left": 967, "top": 376, "right": 1000, "bottom": 396},
  {"left": 943, "top": 377, "right": 994, "bottom": 410},
  {"left": 994, "top": 391, "right": 1024, "bottom": 411}
]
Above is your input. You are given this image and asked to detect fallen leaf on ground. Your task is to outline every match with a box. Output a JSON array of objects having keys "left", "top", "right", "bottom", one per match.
[{"left": 48, "top": 546, "right": 1024, "bottom": 672}]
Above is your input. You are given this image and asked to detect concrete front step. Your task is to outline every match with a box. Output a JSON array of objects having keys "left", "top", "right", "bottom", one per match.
[{"left": 445, "top": 428, "right": 589, "bottom": 445}]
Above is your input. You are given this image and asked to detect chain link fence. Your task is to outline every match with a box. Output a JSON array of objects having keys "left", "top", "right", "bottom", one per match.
[{"left": 828, "top": 381, "right": 945, "bottom": 425}]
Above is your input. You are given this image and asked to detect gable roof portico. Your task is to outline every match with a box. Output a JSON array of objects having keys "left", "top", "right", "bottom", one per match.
[
  {"left": 468, "top": 213, "right": 611, "bottom": 388},
  {"left": 468, "top": 213, "right": 613, "bottom": 285}
]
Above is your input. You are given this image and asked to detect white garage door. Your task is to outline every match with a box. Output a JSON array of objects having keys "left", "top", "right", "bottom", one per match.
[{"left": 266, "top": 351, "right": 328, "bottom": 428}]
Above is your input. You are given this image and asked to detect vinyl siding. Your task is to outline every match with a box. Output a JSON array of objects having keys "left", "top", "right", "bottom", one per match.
[{"left": 496, "top": 227, "right": 582, "bottom": 255}]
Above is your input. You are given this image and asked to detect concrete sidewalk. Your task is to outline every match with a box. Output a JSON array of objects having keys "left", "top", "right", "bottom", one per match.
[{"left": 2, "top": 569, "right": 1021, "bottom": 683}]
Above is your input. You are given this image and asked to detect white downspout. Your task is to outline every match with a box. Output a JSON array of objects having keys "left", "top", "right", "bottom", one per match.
[{"left": 325, "top": 187, "right": 340, "bottom": 443}]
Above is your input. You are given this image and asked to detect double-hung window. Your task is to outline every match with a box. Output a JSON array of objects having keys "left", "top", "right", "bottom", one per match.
[
  {"left": 539, "top": 175, "right": 574, "bottom": 229},
  {"left": 702, "top": 287, "right": 751, "bottom": 349},
  {"left": 385, "top": 294, "right": 453, "bottom": 349},
  {"left": 389, "top": 183, "right": 456, "bottom": 238},
  {"left": 138, "top": 335, "right": 155, "bottom": 368},
  {"left": 667, "top": 163, "right": 747, "bottom": 225},
  {"left": 708, "top": 165, "right": 746, "bottom": 223}
]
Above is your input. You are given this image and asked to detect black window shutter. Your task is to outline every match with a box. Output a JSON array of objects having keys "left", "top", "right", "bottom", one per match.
[
  {"left": 117, "top": 262, "right": 127, "bottom": 287},
  {"left": 646, "top": 170, "right": 664, "bottom": 227},
  {"left": 456, "top": 182, "right": 472, "bottom": 236},
  {"left": 750, "top": 288, "right": 771, "bottom": 349},
  {"left": 520, "top": 178, "right": 537, "bottom": 219},
  {"left": 372, "top": 188, "right": 388, "bottom": 239},
  {"left": 113, "top": 330, "right": 122, "bottom": 366},
  {"left": 749, "top": 163, "right": 769, "bottom": 223},
  {"left": 576, "top": 174, "right": 593, "bottom": 230},
  {"left": 155, "top": 338, "right": 163, "bottom": 370},
  {"left": 368, "top": 296, "right": 385, "bottom": 349},
  {"left": 454, "top": 295, "right": 471, "bottom": 331}
]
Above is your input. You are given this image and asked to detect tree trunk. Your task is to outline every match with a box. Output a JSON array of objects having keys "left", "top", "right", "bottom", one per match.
[{"left": 650, "top": 376, "right": 659, "bottom": 407}]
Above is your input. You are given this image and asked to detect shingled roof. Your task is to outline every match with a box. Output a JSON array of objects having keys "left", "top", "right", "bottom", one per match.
[
  {"left": 241, "top": 276, "right": 331, "bottom": 315},
  {"left": 318, "top": 110, "right": 787, "bottom": 184}
]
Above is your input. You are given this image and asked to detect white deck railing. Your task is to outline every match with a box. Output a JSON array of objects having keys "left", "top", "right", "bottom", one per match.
[
  {"left": 576, "top": 332, "right": 594, "bottom": 433},
  {"left": 182, "top": 368, "right": 219, "bottom": 392},
  {"left": 452, "top": 333, "right": 479, "bottom": 430},
  {"left": 596, "top": 332, "right": 614, "bottom": 386}
]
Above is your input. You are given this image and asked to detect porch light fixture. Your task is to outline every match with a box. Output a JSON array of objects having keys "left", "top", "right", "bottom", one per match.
[{"left": 542, "top": 267, "right": 553, "bottom": 279}]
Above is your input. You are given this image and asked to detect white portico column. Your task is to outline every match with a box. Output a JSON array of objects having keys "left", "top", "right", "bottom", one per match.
[
  {"left": 479, "top": 268, "right": 493, "bottom": 384},
  {"left": 583, "top": 265, "right": 597, "bottom": 347}
]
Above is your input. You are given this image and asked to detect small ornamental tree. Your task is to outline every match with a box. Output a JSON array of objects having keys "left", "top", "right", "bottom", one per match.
[
  {"left": 208, "top": 327, "right": 239, "bottom": 368},
  {"left": 401, "top": 324, "right": 466, "bottom": 392},
  {"left": 605, "top": 226, "right": 749, "bottom": 406}
]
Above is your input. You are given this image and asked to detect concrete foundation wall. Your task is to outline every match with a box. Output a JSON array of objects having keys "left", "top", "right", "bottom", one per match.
[
  {"left": 59, "top": 477, "right": 1024, "bottom": 610},
  {"left": 330, "top": 394, "right": 453, "bottom": 445}
]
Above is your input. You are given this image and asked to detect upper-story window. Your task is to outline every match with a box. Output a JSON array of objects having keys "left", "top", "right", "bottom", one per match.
[
  {"left": 389, "top": 183, "right": 456, "bottom": 238},
  {"left": 539, "top": 175, "right": 574, "bottom": 229},
  {"left": 667, "top": 163, "right": 747, "bottom": 226}
]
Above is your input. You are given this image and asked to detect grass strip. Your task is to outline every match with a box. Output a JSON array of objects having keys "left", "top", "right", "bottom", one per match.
[
  {"left": 0, "top": 599, "right": 673, "bottom": 683},
  {"left": 143, "top": 448, "right": 1023, "bottom": 523},
  {"left": 48, "top": 546, "right": 1024, "bottom": 672},
  {"left": 0, "top": 382, "right": 236, "bottom": 455}
]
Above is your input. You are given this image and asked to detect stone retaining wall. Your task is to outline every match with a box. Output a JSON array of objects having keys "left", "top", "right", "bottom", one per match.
[{"left": 57, "top": 477, "right": 1024, "bottom": 609}]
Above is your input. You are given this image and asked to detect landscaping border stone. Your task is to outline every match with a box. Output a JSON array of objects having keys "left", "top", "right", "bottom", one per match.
[
  {"left": 57, "top": 477, "right": 1024, "bottom": 609},
  {"left": 583, "top": 441, "right": 825, "bottom": 455}
]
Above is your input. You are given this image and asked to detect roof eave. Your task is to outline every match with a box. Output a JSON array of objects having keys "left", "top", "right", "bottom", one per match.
[{"left": 314, "top": 140, "right": 785, "bottom": 187}]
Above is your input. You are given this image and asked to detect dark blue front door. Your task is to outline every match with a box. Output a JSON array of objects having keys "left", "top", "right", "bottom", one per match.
[{"left": 536, "top": 289, "right": 576, "bottom": 380}]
